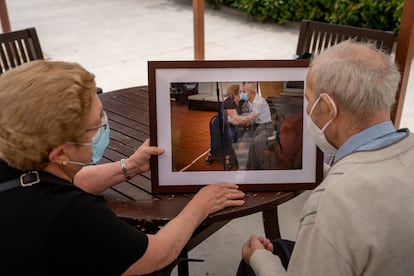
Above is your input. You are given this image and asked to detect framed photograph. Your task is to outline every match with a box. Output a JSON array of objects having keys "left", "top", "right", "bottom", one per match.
[{"left": 148, "top": 59, "right": 323, "bottom": 193}]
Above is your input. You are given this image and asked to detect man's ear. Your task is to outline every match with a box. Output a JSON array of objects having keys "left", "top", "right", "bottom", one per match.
[
  {"left": 320, "top": 93, "right": 337, "bottom": 118},
  {"left": 48, "top": 145, "right": 67, "bottom": 166}
]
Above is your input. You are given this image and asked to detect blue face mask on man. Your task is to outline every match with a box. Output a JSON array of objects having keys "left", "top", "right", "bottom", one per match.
[{"left": 66, "top": 111, "right": 110, "bottom": 166}]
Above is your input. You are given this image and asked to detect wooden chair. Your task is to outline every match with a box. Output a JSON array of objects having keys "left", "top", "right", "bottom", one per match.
[
  {"left": 0, "top": 28, "right": 104, "bottom": 94},
  {"left": 0, "top": 27, "right": 43, "bottom": 74},
  {"left": 296, "top": 19, "right": 395, "bottom": 57}
]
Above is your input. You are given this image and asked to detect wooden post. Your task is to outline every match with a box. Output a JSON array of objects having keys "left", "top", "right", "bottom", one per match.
[
  {"left": 193, "top": 0, "right": 205, "bottom": 60},
  {"left": 0, "top": 0, "right": 11, "bottom": 33},
  {"left": 392, "top": 0, "right": 414, "bottom": 127}
]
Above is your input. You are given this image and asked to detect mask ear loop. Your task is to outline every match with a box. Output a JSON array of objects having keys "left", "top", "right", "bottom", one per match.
[
  {"left": 309, "top": 96, "right": 322, "bottom": 117},
  {"left": 319, "top": 93, "right": 337, "bottom": 132}
]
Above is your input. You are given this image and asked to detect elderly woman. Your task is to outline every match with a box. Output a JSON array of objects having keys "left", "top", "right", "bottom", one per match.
[
  {"left": 0, "top": 60, "right": 245, "bottom": 275},
  {"left": 205, "top": 84, "right": 249, "bottom": 169}
]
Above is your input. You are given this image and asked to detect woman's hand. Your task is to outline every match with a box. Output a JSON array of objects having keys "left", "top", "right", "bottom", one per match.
[
  {"left": 126, "top": 139, "right": 164, "bottom": 176},
  {"left": 190, "top": 183, "right": 245, "bottom": 218}
]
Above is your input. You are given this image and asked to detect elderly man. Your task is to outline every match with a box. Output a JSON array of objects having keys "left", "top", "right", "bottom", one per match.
[
  {"left": 241, "top": 82, "right": 274, "bottom": 169},
  {"left": 237, "top": 40, "right": 414, "bottom": 275}
]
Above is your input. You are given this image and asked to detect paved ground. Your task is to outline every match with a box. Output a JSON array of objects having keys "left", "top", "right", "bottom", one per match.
[{"left": 6, "top": 0, "right": 414, "bottom": 275}]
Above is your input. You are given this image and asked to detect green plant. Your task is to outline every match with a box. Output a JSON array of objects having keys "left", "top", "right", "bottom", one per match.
[
  {"left": 330, "top": 0, "right": 403, "bottom": 34},
  {"left": 227, "top": 0, "right": 334, "bottom": 23},
  {"left": 211, "top": 0, "right": 403, "bottom": 35}
]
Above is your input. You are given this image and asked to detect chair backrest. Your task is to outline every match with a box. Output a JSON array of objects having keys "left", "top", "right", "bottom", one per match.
[
  {"left": 0, "top": 27, "right": 43, "bottom": 74},
  {"left": 296, "top": 20, "right": 395, "bottom": 57}
]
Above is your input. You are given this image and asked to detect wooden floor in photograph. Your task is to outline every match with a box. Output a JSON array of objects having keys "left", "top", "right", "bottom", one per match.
[{"left": 170, "top": 100, "right": 222, "bottom": 171}]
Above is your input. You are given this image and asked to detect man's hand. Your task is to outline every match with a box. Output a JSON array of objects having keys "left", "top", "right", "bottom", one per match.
[{"left": 242, "top": 235, "right": 273, "bottom": 264}]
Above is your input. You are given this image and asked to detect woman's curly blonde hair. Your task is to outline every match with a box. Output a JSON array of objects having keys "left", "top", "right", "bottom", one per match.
[
  {"left": 0, "top": 60, "right": 96, "bottom": 170},
  {"left": 226, "top": 84, "right": 241, "bottom": 98}
]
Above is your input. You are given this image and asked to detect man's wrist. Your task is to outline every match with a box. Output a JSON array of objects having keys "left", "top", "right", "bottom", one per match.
[{"left": 250, "top": 249, "right": 284, "bottom": 275}]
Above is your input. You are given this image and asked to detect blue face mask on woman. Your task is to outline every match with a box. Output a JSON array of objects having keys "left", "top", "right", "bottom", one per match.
[
  {"left": 240, "top": 92, "right": 248, "bottom": 101},
  {"left": 89, "top": 120, "right": 110, "bottom": 163},
  {"left": 67, "top": 112, "right": 110, "bottom": 166}
]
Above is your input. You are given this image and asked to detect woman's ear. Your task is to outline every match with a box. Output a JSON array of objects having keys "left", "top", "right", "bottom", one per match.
[{"left": 48, "top": 145, "right": 68, "bottom": 166}]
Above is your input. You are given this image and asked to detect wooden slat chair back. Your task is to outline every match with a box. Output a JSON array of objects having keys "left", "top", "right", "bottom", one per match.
[
  {"left": 296, "top": 19, "right": 395, "bottom": 57},
  {"left": 0, "top": 27, "right": 43, "bottom": 74}
]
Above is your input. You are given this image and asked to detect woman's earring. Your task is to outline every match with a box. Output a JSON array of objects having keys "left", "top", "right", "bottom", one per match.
[{"left": 62, "top": 159, "right": 68, "bottom": 167}]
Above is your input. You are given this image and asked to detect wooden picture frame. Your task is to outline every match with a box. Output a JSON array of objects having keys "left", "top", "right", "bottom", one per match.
[{"left": 148, "top": 59, "right": 323, "bottom": 193}]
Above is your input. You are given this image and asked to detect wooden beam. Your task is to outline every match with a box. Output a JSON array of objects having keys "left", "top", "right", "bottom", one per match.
[
  {"left": 392, "top": 0, "right": 414, "bottom": 127},
  {"left": 193, "top": 0, "right": 205, "bottom": 60},
  {"left": 0, "top": 0, "right": 11, "bottom": 33}
]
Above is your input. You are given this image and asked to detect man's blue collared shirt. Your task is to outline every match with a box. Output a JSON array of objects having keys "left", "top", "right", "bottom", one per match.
[{"left": 333, "top": 121, "right": 408, "bottom": 164}]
